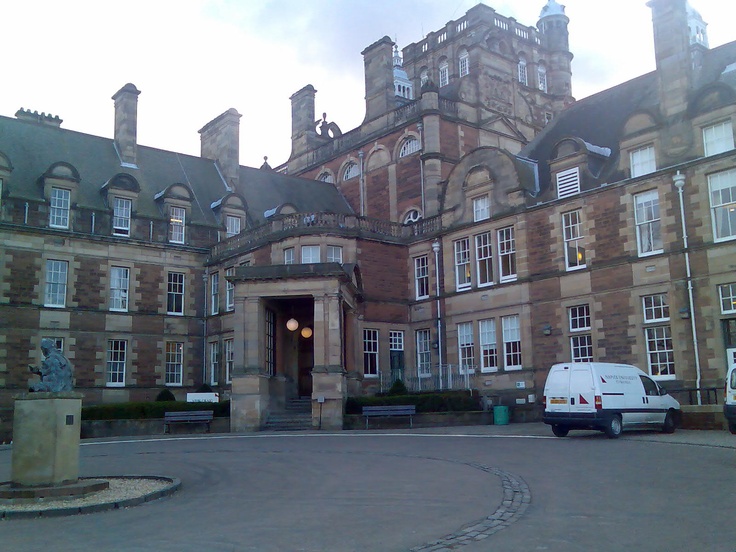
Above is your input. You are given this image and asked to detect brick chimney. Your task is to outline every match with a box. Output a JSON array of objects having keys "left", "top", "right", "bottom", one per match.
[
  {"left": 362, "top": 36, "right": 395, "bottom": 123},
  {"left": 112, "top": 83, "right": 141, "bottom": 167},
  {"left": 199, "top": 108, "right": 241, "bottom": 189}
]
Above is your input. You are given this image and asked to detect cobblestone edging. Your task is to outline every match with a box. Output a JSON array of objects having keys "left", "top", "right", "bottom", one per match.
[{"left": 410, "top": 464, "right": 530, "bottom": 551}]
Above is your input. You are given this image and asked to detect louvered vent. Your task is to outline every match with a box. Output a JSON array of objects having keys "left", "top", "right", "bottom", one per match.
[{"left": 556, "top": 167, "right": 580, "bottom": 198}]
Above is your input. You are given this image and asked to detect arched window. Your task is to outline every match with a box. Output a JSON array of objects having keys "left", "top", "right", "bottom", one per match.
[
  {"left": 343, "top": 162, "right": 359, "bottom": 180},
  {"left": 399, "top": 137, "right": 420, "bottom": 158},
  {"left": 420, "top": 68, "right": 429, "bottom": 88},
  {"left": 517, "top": 55, "right": 528, "bottom": 86},
  {"left": 537, "top": 64, "right": 547, "bottom": 93},
  {"left": 458, "top": 49, "right": 469, "bottom": 77},
  {"left": 403, "top": 209, "right": 423, "bottom": 224},
  {"left": 317, "top": 172, "right": 334, "bottom": 183},
  {"left": 439, "top": 59, "right": 449, "bottom": 87}
]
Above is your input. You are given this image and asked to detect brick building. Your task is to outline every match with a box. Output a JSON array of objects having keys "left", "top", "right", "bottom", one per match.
[{"left": 1, "top": 0, "right": 734, "bottom": 430}]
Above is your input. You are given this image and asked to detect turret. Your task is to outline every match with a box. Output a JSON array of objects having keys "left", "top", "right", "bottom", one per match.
[{"left": 537, "top": 0, "right": 573, "bottom": 97}]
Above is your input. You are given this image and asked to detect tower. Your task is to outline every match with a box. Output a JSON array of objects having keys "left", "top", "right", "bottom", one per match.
[{"left": 537, "top": 0, "right": 573, "bottom": 97}]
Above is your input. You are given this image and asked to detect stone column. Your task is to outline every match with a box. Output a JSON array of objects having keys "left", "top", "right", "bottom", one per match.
[{"left": 311, "top": 293, "right": 346, "bottom": 430}]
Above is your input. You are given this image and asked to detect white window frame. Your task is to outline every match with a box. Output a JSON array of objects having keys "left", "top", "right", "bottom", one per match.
[
  {"left": 165, "top": 342, "right": 184, "bottom": 386},
  {"left": 389, "top": 330, "right": 404, "bottom": 352},
  {"left": 169, "top": 206, "right": 186, "bottom": 244},
  {"left": 110, "top": 266, "right": 130, "bottom": 312},
  {"left": 211, "top": 272, "right": 219, "bottom": 315},
  {"left": 479, "top": 318, "right": 498, "bottom": 373},
  {"left": 420, "top": 69, "right": 429, "bottom": 88},
  {"left": 643, "top": 293, "right": 670, "bottom": 323},
  {"left": 317, "top": 172, "right": 334, "bottom": 183},
  {"left": 708, "top": 168, "right": 736, "bottom": 242},
  {"left": 209, "top": 341, "right": 219, "bottom": 386},
  {"left": 473, "top": 195, "right": 490, "bottom": 222},
  {"left": 106, "top": 339, "right": 127, "bottom": 387},
  {"left": 363, "top": 329, "right": 379, "bottom": 377},
  {"left": 224, "top": 338, "right": 234, "bottom": 383},
  {"left": 454, "top": 238, "right": 471, "bottom": 291},
  {"left": 502, "top": 315, "right": 522, "bottom": 370},
  {"left": 538, "top": 64, "right": 547, "bottom": 93},
  {"left": 458, "top": 49, "right": 469, "bottom": 77},
  {"left": 634, "top": 190, "right": 663, "bottom": 256},
  {"left": 414, "top": 255, "right": 430, "bottom": 300},
  {"left": 326, "top": 245, "right": 343, "bottom": 263},
  {"left": 475, "top": 232, "right": 493, "bottom": 287},
  {"left": 49, "top": 187, "right": 71, "bottom": 229},
  {"left": 571, "top": 335, "right": 593, "bottom": 363},
  {"left": 438, "top": 60, "right": 449, "bottom": 87},
  {"left": 399, "top": 137, "right": 420, "bottom": 158},
  {"left": 457, "top": 322, "right": 475, "bottom": 374},
  {"left": 645, "top": 325, "right": 675, "bottom": 379},
  {"left": 226, "top": 267, "right": 235, "bottom": 311},
  {"left": 703, "top": 121, "right": 734, "bottom": 156},
  {"left": 630, "top": 145, "right": 656, "bottom": 178},
  {"left": 343, "top": 162, "right": 359, "bottom": 180},
  {"left": 113, "top": 197, "right": 132, "bottom": 237},
  {"left": 45, "top": 259, "right": 68, "bottom": 307},
  {"left": 226, "top": 215, "right": 241, "bottom": 238},
  {"left": 497, "top": 226, "right": 517, "bottom": 283},
  {"left": 517, "top": 56, "right": 528, "bottom": 86},
  {"left": 562, "top": 210, "right": 586, "bottom": 270},
  {"left": 719, "top": 283, "right": 736, "bottom": 314},
  {"left": 301, "top": 245, "right": 320, "bottom": 264},
  {"left": 167, "top": 272, "right": 185, "bottom": 315},
  {"left": 284, "top": 247, "right": 295, "bottom": 265},
  {"left": 569, "top": 305, "right": 593, "bottom": 363},
  {"left": 416, "top": 329, "right": 432, "bottom": 378}
]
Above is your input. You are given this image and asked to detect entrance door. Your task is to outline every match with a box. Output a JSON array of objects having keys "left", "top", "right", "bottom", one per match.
[{"left": 297, "top": 331, "right": 313, "bottom": 398}]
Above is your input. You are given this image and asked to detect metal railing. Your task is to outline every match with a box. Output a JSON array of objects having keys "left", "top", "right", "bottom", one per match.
[
  {"left": 668, "top": 387, "right": 721, "bottom": 406},
  {"left": 381, "top": 364, "right": 477, "bottom": 393}
]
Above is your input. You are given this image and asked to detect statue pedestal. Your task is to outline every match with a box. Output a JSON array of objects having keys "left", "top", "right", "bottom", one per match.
[{"left": 11, "top": 393, "right": 83, "bottom": 487}]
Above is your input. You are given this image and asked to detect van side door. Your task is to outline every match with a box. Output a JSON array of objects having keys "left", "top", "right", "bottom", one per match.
[{"left": 639, "top": 375, "right": 665, "bottom": 425}]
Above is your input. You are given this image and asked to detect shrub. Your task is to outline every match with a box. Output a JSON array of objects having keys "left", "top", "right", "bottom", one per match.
[
  {"left": 196, "top": 383, "right": 213, "bottom": 393},
  {"left": 82, "top": 400, "right": 230, "bottom": 420},
  {"left": 345, "top": 390, "right": 480, "bottom": 414},
  {"left": 387, "top": 379, "right": 408, "bottom": 396},
  {"left": 155, "top": 388, "right": 177, "bottom": 402}
]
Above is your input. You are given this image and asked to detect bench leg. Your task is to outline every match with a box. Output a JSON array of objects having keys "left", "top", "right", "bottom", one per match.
[{"left": 409, "top": 415, "right": 413, "bottom": 429}]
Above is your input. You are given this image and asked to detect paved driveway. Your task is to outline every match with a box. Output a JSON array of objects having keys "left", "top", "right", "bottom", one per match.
[{"left": 0, "top": 424, "right": 734, "bottom": 552}]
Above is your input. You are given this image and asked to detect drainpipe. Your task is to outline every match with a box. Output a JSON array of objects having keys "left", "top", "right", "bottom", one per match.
[
  {"left": 202, "top": 272, "right": 209, "bottom": 386},
  {"left": 358, "top": 150, "right": 365, "bottom": 216},
  {"left": 432, "top": 240, "right": 443, "bottom": 389},
  {"left": 673, "top": 171, "right": 702, "bottom": 405},
  {"left": 91, "top": 212, "right": 95, "bottom": 234},
  {"left": 24, "top": 202, "right": 29, "bottom": 225},
  {"left": 418, "top": 122, "right": 425, "bottom": 215}
]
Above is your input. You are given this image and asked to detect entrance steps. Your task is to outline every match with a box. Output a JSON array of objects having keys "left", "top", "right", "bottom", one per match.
[{"left": 263, "top": 398, "right": 313, "bottom": 431}]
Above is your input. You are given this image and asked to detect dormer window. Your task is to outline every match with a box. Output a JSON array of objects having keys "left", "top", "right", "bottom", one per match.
[
  {"left": 703, "top": 121, "right": 734, "bottom": 156},
  {"left": 113, "top": 197, "right": 132, "bottom": 236},
  {"left": 49, "top": 187, "right": 71, "bottom": 229},
  {"left": 226, "top": 215, "right": 241, "bottom": 238},
  {"left": 169, "top": 206, "right": 186, "bottom": 244},
  {"left": 473, "top": 195, "right": 490, "bottom": 222},
  {"left": 630, "top": 145, "right": 656, "bottom": 178}
]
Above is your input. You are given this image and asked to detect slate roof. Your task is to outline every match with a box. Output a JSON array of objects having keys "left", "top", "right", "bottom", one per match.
[{"left": 0, "top": 114, "right": 354, "bottom": 229}]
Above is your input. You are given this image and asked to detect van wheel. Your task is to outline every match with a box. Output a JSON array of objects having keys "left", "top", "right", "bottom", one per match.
[
  {"left": 604, "top": 415, "right": 622, "bottom": 438},
  {"left": 551, "top": 424, "right": 569, "bottom": 437},
  {"left": 662, "top": 411, "right": 676, "bottom": 434},
  {"left": 729, "top": 422, "right": 736, "bottom": 435}
]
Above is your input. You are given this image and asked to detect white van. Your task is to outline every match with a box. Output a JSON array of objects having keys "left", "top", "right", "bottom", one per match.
[
  {"left": 725, "top": 362, "right": 736, "bottom": 434},
  {"left": 543, "top": 362, "right": 681, "bottom": 438}
]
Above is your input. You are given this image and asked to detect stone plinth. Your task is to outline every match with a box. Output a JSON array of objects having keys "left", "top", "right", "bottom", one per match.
[
  {"left": 11, "top": 393, "right": 83, "bottom": 487},
  {"left": 312, "top": 368, "right": 346, "bottom": 430},
  {"left": 230, "top": 373, "right": 269, "bottom": 432}
]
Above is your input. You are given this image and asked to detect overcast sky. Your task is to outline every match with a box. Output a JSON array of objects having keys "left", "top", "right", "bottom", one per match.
[{"left": 3, "top": 0, "right": 735, "bottom": 168}]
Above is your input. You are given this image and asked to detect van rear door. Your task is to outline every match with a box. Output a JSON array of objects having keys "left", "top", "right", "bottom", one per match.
[
  {"left": 570, "top": 366, "right": 596, "bottom": 415},
  {"left": 545, "top": 366, "right": 571, "bottom": 414}
]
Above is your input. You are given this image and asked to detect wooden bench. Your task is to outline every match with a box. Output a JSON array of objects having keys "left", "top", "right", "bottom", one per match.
[
  {"left": 362, "top": 405, "right": 416, "bottom": 429},
  {"left": 164, "top": 410, "right": 214, "bottom": 433}
]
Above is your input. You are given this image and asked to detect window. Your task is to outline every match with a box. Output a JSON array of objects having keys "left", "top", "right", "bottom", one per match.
[
  {"left": 210, "top": 272, "right": 219, "bottom": 315},
  {"left": 389, "top": 330, "right": 405, "bottom": 381},
  {"left": 265, "top": 308, "right": 276, "bottom": 377},
  {"left": 719, "top": 283, "right": 736, "bottom": 314},
  {"left": 630, "top": 145, "right": 656, "bottom": 178},
  {"left": 414, "top": 255, "right": 430, "bottom": 299},
  {"left": 209, "top": 342, "right": 219, "bottom": 386},
  {"left": 326, "top": 245, "right": 343, "bottom": 263},
  {"left": 454, "top": 238, "right": 471, "bottom": 291},
  {"left": 226, "top": 215, "right": 241, "bottom": 238},
  {"left": 363, "top": 329, "right": 379, "bottom": 377},
  {"left": 169, "top": 206, "right": 185, "bottom": 244},
  {"left": 708, "top": 169, "right": 736, "bottom": 241},
  {"left": 458, "top": 49, "right": 469, "bottom": 77},
  {"left": 473, "top": 195, "right": 490, "bottom": 221},
  {"left": 498, "top": 226, "right": 517, "bottom": 282},
  {"left": 562, "top": 210, "right": 586, "bottom": 270},
  {"left": 517, "top": 55, "right": 528, "bottom": 86},
  {"left": 420, "top": 69, "right": 429, "bottom": 88},
  {"left": 635, "top": 190, "right": 663, "bottom": 255},
  {"left": 167, "top": 272, "right": 185, "bottom": 315},
  {"left": 569, "top": 305, "right": 593, "bottom": 362},
  {"left": 45, "top": 260, "right": 68, "bottom": 307},
  {"left": 317, "top": 172, "right": 334, "bottom": 183},
  {"left": 106, "top": 339, "right": 126, "bottom": 387},
  {"left": 110, "top": 266, "right": 129, "bottom": 312},
  {"left": 224, "top": 338, "right": 234, "bottom": 383},
  {"left": 44, "top": 337, "right": 64, "bottom": 353},
  {"left": 479, "top": 319, "right": 498, "bottom": 373},
  {"left": 284, "top": 247, "right": 295, "bottom": 265},
  {"left": 404, "top": 209, "right": 422, "bottom": 224},
  {"left": 703, "top": 121, "right": 734, "bottom": 156},
  {"left": 416, "top": 329, "right": 432, "bottom": 378},
  {"left": 343, "top": 162, "right": 359, "bottom": 180},
  {"left": 502, "top": 315, "right": 522, "bottom": 370},
  {"left": 49, "top": 187, "right": 71, "bottom": 229},
  {"left": 113, "top": 197, "right": 132, "bottom": 236},
  {"left": 226, "top": 267, "right": 235, "bottom": 311},
  {"left": 399, "top": 137, "right": 420, "bottom": 158},
  {"left": 457, "top": 322, "right": 475, "bottom": 373},
  {"left": 165, "top": 342, "right": 184, "bottom": 386},
  {"left": 643, "top": 294, "right": 674, "bottom": 379},
  {"left": 556, "top": 167, "right": 580, "bottom": 198},
  {"left": 439, "top": 60, "right": 449, "bottom": 87},
  {"left": 475, "top": 232, "right": 493, "bottom": 287},
  {"left": 538, "top": 64, "right": 547, "bottom": 93},
  {"left": 301, "top": 245, "right": 320, "bottom": 264}
]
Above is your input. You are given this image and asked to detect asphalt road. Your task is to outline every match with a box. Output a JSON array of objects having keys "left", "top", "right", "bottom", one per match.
[{"left": 0, "top": 424, "right": 734, "bottom": 552}]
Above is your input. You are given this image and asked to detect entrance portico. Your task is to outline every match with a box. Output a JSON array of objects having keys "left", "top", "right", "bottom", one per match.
[{"left": 228, "top": 263, "right": 362, "bottom": 431}]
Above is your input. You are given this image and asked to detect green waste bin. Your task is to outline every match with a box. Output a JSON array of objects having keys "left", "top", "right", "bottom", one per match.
[{"left": 493, "top": 405, "right": 509, "bottom": 425}]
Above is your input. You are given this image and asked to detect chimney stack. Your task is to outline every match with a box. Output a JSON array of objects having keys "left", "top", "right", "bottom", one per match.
[
  {"left": 361, "top": 36, "right": 395, "bottom": 123},
  {"left": 289, "top": 85, "right": 318, "bottom": 160},
  {"left": 199, "top": 108, "right": 242, "bottom": 190},
  {"left": 112, "top": 83, "right": 141, "bottom": 167}
]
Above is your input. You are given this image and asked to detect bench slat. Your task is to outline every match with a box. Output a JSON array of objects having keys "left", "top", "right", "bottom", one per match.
[
  {"left": 164, "top": 410, "right": 214, "bottom": 433},
  {"left": 362, "top": 405, "right": 415, "bottom": 429}
]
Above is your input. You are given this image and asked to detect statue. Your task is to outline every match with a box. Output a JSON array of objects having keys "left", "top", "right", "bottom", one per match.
[{"left": 28, "top": 338, "right": 73, "bottom": 392}]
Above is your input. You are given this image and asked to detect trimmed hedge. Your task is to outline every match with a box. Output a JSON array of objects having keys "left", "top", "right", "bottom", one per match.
[
  {"left": 345, "top": 391, "right": 480, "bottom": 415},
  {"left": 82, "top": 400, "right": 230, "bottom": 421}
]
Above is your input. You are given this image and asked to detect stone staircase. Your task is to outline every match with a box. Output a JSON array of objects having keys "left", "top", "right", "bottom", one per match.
[{"left": 263, "top": 398, "right": 313, "bottom": 431}]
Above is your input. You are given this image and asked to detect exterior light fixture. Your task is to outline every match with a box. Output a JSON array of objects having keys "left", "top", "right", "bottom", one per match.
[
  {"left": 300, "top": 327, "right": 313, "bottom": 339},
  {"left": 542, "top": 324, "right": 552, "bottom": 336},
  {"left": 286, "top": 318, "right": 299, "bottom": 331}
]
